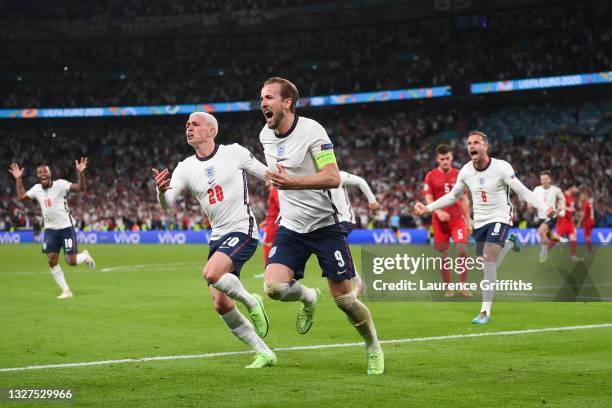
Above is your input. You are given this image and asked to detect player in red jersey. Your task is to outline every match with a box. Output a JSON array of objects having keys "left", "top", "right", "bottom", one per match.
[
  {"left": 557, "top": 183, "right": 582, "bottom": 261},
  {"left": 423, "top": 144, "right": 473, "bottom": 297},
  {"left": 578, "top": 188, "right": 595, "bottom": 254},
  {"left": 259, "top": 183, "right": 280, "bottom": 264}
]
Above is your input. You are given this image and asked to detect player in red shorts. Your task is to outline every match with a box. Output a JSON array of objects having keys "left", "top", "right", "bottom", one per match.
[
  {"left": 423, "top": 144, "right": 473, "bottom": 297},
  {"left": 259, "top": 182, "right": 280, "bottom": 264},
  {"left": 557, "top": 183, "right": 583, "bottom": 261},
  {"left": 578, "top": 188, "right": 595, "bottom": 254}
]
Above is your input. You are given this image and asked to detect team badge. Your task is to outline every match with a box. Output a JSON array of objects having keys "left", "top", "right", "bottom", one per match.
[
  {"left": 479, "top": 177, "right": 485, "bottom": 187},
  {"left": 205, "top": 166, "right": 215, "bottom": 185},
  {"left": 277, "top": 145, "right": 285, "bottom": 157}
]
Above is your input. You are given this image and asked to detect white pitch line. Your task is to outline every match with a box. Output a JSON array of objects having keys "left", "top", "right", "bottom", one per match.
[{"left": 1, "top": 323, "right": 610, "bottom": 373}]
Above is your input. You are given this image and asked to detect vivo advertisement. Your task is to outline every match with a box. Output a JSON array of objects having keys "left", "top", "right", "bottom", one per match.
[{"left": 0, "top": 228, "right": 609, "bottom": 245}]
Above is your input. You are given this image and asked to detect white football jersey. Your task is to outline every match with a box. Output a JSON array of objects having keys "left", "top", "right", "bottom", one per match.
[
  {"left": 26, "top": 179, "right": 74, "bottom": 230},
  {"left": 455, "top": 159, "right": 515, "bottom": 229},
  {"left": 533, "top": 185, "right": 565, "bottom": 219},
  {"left": 260, "top": 115, "right": 340, "bottom": 233},
  {"left": 159, "top": 143, "right": 268, "bottom": 241},
  {"left": 333, "top": 171, "right": 377, "bottom": 224}
]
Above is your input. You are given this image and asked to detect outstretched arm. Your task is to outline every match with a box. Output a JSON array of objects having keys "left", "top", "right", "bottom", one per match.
[
  {"left": 8, "top": 163, "right": 29, "bottom": 201},
  {"left": 70, "top": 157, "right": 88, "bottom": 192},
  {"left": 556, "top": 189, "right": 566, "bottom": 218},
  {"left": 343, "top": 172, "right": 377, "bottom": 204},
  {"left": 415, "top": 181, "right": 466, "bottom": 215},
  {"left": 506, "top": 177, "right": 555, "bottom": 218}
]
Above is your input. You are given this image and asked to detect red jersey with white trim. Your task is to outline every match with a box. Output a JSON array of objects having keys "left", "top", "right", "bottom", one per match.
[{"left": 423, "top": 167, "right": 463, "bottom": 222}]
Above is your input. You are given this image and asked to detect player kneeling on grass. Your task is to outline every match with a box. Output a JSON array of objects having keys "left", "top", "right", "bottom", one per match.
[
  {"left": 153, "top": 111, "right": 275, "bottom": 369},
  {"left": 9, "top": 159, "right": 96, "bottom": 299}
]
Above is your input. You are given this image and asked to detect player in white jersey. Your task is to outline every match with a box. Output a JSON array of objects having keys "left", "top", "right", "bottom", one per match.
[
  {"left": 9, "top": 159, "right": 96, "bottom": 299},
  {"left": 152, "top": 111, "right": 275, "bottom": 369},
  {"left": 415, "top": 131, "right": 554, "bottom": 323},
  {"left": 332, "top": 170, "right": 380, "bottom": 295},
  {"left": 259, "top": 77, "right": 384, "bottom": 375},
  {"left": 532, "top": 171, "right": 565, "bottom": 262}
]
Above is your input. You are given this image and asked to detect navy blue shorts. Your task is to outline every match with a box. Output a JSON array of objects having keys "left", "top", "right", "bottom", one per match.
[
  {"left": 267, "top": 224, "right": 356, "bottom": 282},
  {"left": 42, "top": 227, "right": 77, "bottom": 255},
  {"left": 340, "top": 221, "right": 354, "bottom": 236},
  {"left": 473, "top": 222, "right": 510, "bottom": 256},
  {"left": 208, "top": 232, "right": 257, "bottom": 277},
  {"left": 539, "top": 217, "right": 557, "bottom": 230}
]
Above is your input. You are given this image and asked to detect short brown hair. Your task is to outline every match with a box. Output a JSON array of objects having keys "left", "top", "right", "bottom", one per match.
[
  {"left": 468, "top": 130, "right": 488, "bottom": 143},
  {"left": 264, "top": 77, "right": 299, "bottom": 112},
  {"left": 436, "top": 144, "right": 451, "bottom": 155},
  {"left": 540, "top": 170, "right": 552, "bottom": 178}
]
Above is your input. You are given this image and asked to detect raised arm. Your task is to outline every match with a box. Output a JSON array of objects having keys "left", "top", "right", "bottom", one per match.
[
  {"left": 152, "top": 163, "right": 186, "bottom": 209},
  {"left": 8, "top": 163, "right": 29, "bottom": 201},
  {"left": 69, "top": 157, "right": 88, "bottom": 192}
]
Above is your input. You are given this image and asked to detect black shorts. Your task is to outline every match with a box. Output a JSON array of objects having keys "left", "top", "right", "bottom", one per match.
[
  {"left": 539, "top": 217, "right": 557, "bottom": 230},
  {"left": 340, "top": 221, "right": 354, "bottom": 236},
  {"left": 472, "top": 222, "right": 510, "bottom": 256},
  {"left": 42, "top": 227, "right": 77, "bottom": 255},
  {"left": 267, "top": 224, "right": 356, "bottom": 282},
  {"left": 208, "top": 232, "right": 257, "bottom": 277}
]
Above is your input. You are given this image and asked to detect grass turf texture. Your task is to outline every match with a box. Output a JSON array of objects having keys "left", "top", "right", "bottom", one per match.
[{"left": 0, "top": 244, "right": 610, "bottom": 407}]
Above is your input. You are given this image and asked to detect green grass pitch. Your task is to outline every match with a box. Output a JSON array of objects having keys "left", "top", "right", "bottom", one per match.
[{"left": 0, "top": 244, "right": 611, "bottom": 407}]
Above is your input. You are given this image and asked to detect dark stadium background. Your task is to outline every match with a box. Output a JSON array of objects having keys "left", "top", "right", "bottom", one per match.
[{"left": 1, "top": 0, "right": 610, "bottom": 233}]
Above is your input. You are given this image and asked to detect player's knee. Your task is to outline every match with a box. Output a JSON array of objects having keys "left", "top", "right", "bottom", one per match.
[
  {"left": 47, "top": 255, "right": 58, "bottom": 267},
  {"left": 202, "top": 266, "right": 220, "bottom": 284},
  {"left": 264, "top": 282, "right": 289, "bottom": 300},
  {"left": 65, "top": 255, "right": 76, "bottom": 266},
  {"left": 334, "top": 291, "right": 357, "bottom": 313}
]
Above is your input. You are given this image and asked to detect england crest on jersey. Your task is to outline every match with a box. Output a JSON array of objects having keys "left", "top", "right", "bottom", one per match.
[
  {"left": 205, "top": 166, "right": 215, "bottom": 185},
  {"left": 479, "top": 177, "right": 485, "bottom": 187},
  {"left": 277, "top": 145, "right": 285, "bottom": 158}
]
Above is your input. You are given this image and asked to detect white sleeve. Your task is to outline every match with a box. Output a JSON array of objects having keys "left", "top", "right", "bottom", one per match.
[
  {"left": 157, "top": 162, "right": 187, "bottom": 209},
  {"left": 342, "top": 172, "right": 376, "bottom": 203},
  {"left": 501, "top": 162, "right": 547, "bottom": 212},
  {"left": 235, "top": 144, "right": 268, "bottom": 181},
  {"left": 556, "top": 188, "right": 566, "bottom": 217},
  {"left": 60, "top": 179, "right": 71, "bottom": 195},
  {"left": 25, "top": 185, "right": 37, "bottom": 200},
  {"left": 426, "top": 169, "right": 467, "bottom": 212}
]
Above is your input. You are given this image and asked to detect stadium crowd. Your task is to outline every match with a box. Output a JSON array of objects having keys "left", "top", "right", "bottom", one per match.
[
  {"left": 2, "top": 100, "right": 611, "bottom": 232},
  {"left": 1, "top": 1, "right": 610, "bottom": 108}
]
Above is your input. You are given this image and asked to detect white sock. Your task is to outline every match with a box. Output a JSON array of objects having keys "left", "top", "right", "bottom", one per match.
[
  {"left": 76, "top": 252, "right": 87, "bottom": 265},
  {"left": 211, "top": 274, "right": 257, "bottom": 309},
  {"left": 496, "top": 241, "right": 514, "bottom": 268},
  {"left": 480, "top": 301, "right": 492, "bottom": 316},
  {"left": 50, "top": 265, "right": 70, "bottom": 292},
  {"left": 220, "top": 307, "right": 271, "bottom": 354},
  {"left": 540, "top": 244, "right": 548, "bottom": 255},
  {"left": 265, "top": 281, "right": 316, "bottom": 305},
  {"left": 481, "top": 261, "right": 496, "bottom": 315}
]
